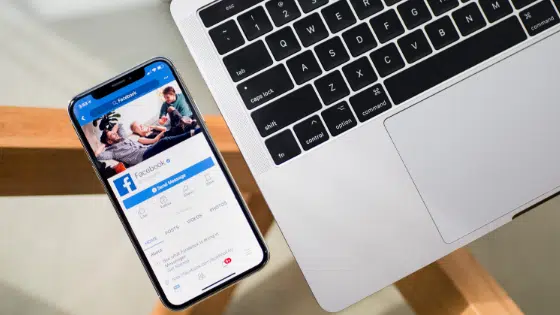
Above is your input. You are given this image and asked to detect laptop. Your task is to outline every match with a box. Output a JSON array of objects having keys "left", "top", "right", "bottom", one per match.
[{"left": 171, "top": 0, "right": 560, "bottom": 311}]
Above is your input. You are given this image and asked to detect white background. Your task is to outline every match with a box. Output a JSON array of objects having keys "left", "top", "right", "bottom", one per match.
[{"left": 0, "top": 1, "right": 559, "bottom": 315}]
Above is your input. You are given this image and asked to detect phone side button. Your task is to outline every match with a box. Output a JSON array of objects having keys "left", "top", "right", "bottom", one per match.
[{"left": 265, "top": 130, "right": 301, "bottom": 165}]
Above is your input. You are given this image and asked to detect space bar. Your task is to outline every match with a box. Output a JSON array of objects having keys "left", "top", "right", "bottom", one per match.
[{"left": 385, "top": 17, "right": 527, "bottom": 105}]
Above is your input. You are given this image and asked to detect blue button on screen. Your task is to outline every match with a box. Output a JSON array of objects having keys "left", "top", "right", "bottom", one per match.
[{"left": 122, "top": 157, "right": 215, "bottom": 209}]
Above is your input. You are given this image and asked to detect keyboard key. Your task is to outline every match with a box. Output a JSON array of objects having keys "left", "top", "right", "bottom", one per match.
[
  {"left": 342, "top": 57, "right": 378, "bottom": 91},
  {"left": 294, "top": 13, "right": 330, "bottom": 47},
  {"left": 452, "top": 3, "right": 487, "bottom": 37},
  {"left": 425, "top": 16, "right": 460, "bottom": 50},
  {"left": 298, "top": 0, "right": 329, "bottom": 13},
  {"left": 209, "top": 20, "right": 245, "bottom": 55},
  {"left": 520, "top": 0, "right": 560, "bottom": 36},
  {"left": 397, "top": 29, "right": 433, "bottom": 63},
  {"left": 398, "top": 0, "right": 432, "bottom": 30},
  {"left": 349, "top": 0, "right": 384, "bottom": 19},
  {"left": 427, "top": 0, "right": 459, "bottom": 16},
  {"left": 266, "top": 0, "right": 301, "bottom": 27},
  {"left": 370, "top": 9, "right": 405, "bottom": 43},
  {"left": 200, "top": 0, "right": 264, "bottom": 28},
  {"left": 265, "top": 130, "right": 301, "bottom": 165},
  {"left": 237, "top": 65, "right": 295, "bottom": 109},
  {"left": 315, "top": 71, "right": 351, "bottom": 105},
  {"left": 223, "top": 41, "right": 273, "bottom": 82},
  {"left": 321, "top": 101, "right": 358, "bottom": 136},
  {"left": 293, "top": 116, "right": 330, "bottom": 150},
  {"left": 238, "top": 7, "right": 273, "bottom": 41},
  {"left": 384, "top": 0, "right": 403, "bottom": 6},
  {"left": 385, "top": 16, "right": 527, "bottom": 104},
  {"left": 252, "top": 85, "right": 323, "bottom": 137},
  {"left": 266, "top": 27, "right": 302, "bottom": 60},
  {"left": 349, "top": 84, "right": 392, "bottom": 122},
  {"left": 322, "top": 0, "right": 358, "bottom": 33},
  {"left": 370, "top": 43, "right": 405, "bottom": 77},
  {"left": 343, "top": 23, "right": 378, "bottom": 57},
  {"left": 314, "top": 37, "right": 350, "bottom": 71},
  {"left": 479, "top": 0, "right": 513, "bottom": 23},
  {"left": 287, "top": 50, "right": 323, "bottom": 84},
  {"left": 511, "top": 0, "right": 537, "bottom": 9}
]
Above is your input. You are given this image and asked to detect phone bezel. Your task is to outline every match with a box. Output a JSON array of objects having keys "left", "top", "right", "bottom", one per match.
[{"left": 67, "top": 57, "right": 269, "bottom": 311}]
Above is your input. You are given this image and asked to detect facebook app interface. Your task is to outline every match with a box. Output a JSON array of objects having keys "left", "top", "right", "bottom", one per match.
[{"left": 74, "top": 62, "right": 264, "bottom": 305}]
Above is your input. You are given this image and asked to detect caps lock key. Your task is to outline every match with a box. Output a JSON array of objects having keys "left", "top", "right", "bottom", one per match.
[{"left": 237, "top": 65, "right": 294, "bottom": 110}]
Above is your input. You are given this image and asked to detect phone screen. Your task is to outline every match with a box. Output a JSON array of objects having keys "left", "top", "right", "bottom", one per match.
[{"left": 70, "top": 60, "right": 267, "bottom": 308}]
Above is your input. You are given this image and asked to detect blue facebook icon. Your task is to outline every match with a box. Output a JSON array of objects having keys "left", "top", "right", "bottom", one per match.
[{"left": 114, "top": 174, "right": 137, "bottom": 197}]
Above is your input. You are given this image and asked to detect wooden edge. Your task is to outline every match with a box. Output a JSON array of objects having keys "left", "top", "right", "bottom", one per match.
[
  {"left": 0, "top": 106, "right": 239, "bottom": 153},
  {"left": 0, "top": 107, "right": 259, "bottom": 195},
  {"left": 437, "top": 247, "right": 523, "bottom": 314},
  {"left": 395, "top": 247, "right": 523, "bottom": 315},
  {"left": 2, "top": 107, "right": 521, "bottom": 315}
]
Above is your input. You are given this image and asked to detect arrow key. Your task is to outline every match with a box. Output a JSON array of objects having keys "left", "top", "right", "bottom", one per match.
[{"left": 294, "top": 115, "right": 330, "bottom": 151}]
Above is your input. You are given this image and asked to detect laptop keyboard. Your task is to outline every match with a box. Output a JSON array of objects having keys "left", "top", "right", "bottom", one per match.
[{"left": 199, "top": 0, "right": 560, "bottom": 165}]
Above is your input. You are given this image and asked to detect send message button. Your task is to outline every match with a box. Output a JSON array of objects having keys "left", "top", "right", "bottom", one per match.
[{"left": 123, "top": 157, "right": 215, "bottom": 209}]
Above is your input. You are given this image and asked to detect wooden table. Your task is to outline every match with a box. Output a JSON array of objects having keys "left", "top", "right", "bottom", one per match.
[{"left": 0, "top": 106, "right": 523, "bottom": 315}]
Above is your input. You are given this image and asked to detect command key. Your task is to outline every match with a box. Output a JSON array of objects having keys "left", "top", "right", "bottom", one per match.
[{"left": 520, "top": 0, "right": 559, "bottom": 36}]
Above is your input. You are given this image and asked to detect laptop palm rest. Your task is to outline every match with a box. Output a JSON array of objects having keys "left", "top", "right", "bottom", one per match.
[{"left": 385, "top": 33, "right": 560, "bottom": 243}]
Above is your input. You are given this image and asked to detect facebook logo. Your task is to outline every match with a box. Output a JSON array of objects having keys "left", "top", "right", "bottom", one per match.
[{"left": 114, "top": 174, "right": 137, "bottom": 197}]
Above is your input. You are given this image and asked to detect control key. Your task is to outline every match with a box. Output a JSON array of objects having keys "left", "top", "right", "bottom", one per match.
[{"left": 293, "top": 115, "right": 330, "bottom": 151}]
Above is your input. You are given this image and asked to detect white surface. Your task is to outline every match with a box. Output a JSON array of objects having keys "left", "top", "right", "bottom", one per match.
[
  {"left": 0, "top": 1, "right": 412, "bottom": 314},
  {"left": 0, "top": 0, "right": 219, "bottom": 114},
  {"left": 172, "top": 0, "right": 560, "bottom": 311},
  {"left": 0, "top": 0, "right": 559, "bottom": 314}
]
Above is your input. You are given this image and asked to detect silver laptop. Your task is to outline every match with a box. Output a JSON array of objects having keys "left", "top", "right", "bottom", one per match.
[{"left": 171, "top": 0, "right": 560, "bottom": 311}]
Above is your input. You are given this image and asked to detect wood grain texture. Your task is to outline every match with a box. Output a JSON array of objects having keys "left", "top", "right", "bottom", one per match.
[
  {"left": 1, "top": 106, "right": 522, "bottom": 315},
  {"left": 396, "top": 248, "right": 523, "bottom": 315},
  {"left": 0, "top": 106, "right": 239, "bottom": 152},
  {"left": 0, "top": 107, "right": 258, "bottom": 196}
]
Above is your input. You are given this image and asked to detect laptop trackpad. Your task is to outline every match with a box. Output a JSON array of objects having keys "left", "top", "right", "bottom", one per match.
[{"left": 385, "top": 34, "right": 560, "bottom": 243}]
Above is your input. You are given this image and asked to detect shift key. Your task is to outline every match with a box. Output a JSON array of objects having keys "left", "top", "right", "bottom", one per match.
[
  {"left": 223, "top": 41, "right": 273, "bottom": 82},
  {"left": 520, "top": 0, "right": 559, "bottom": 36},
  {"left": 237, "top": 65, "right": 294, "bottom": 110},
  {"left": 252, "top": 85, "right": 323, "bottom": 137}
]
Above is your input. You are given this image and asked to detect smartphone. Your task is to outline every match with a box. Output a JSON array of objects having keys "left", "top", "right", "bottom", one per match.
[{"left": 68, "top": 58, "right": 268, "bottom": 310}]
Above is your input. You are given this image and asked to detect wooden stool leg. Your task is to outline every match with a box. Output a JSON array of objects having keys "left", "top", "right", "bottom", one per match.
[
  {"left": 151, "top": 192, "right": 274, "bottom": 315},
  {"left": 395, "top": 248, "right": 523, "bottom": 315}
]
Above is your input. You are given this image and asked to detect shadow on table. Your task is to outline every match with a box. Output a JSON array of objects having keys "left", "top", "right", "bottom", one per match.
[
  {"left": 0, "top": 281, "right": 71, "bottom": 315},
  {"left": 226, "top": 261, "right": 413, "bottom": 315}
]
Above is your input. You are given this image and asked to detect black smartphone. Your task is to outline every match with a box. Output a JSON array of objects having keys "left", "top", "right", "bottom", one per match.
[{"left": 68, "top": 58, "right": 268, "bottom": 310}]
